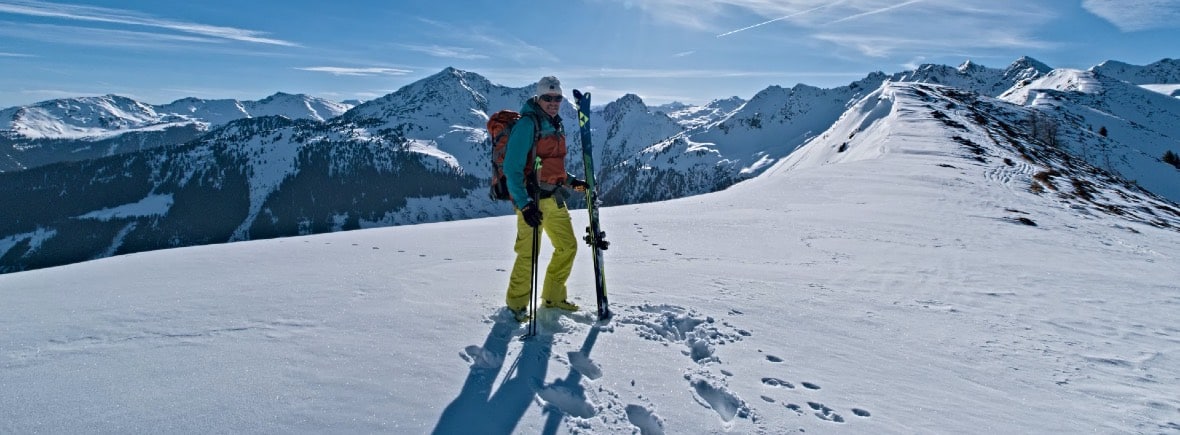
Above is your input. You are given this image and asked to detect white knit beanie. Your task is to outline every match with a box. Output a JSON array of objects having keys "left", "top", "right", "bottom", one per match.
[{"left": 536, "top": 76, "right": 562, "bottom": 96}]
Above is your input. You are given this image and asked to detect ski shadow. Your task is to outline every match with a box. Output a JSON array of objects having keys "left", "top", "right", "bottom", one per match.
[
  {"left": 540, "top": 323, "right": 603, "bottom": 435},
  {"left": 431, "top": 318, "right": 555, "bottom": 435}
]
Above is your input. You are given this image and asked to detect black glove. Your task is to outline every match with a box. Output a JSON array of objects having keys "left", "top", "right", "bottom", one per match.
[
  {"left": 569, "top": 178, "right": 589, "bottom": 192},
  {"left": 521, "top": 201, "right": 543, "bottom": 227}
]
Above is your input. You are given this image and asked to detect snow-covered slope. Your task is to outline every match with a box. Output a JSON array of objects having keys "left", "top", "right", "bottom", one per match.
[
  {"left": 1001, "top": 68, "right": 1180, "bottom": 201},
  {"left": 0, "top": 92, "right": 354, "bottom": 172},
  {"left": 655, "top": 96, "right": 746, "bottom": 130},
  {"left": 2, "top": 79, "right": 1177, "bottom": 434},
  {"left": 340, "top": 67, "right": 546, "bottom": 180},
  {"left": 623, "top": 57, "right": 1055, "bottom": 203},
  {"left": 891, "top": 57, "right": 1052, "bottom": 97},
  {"left": 1091, "top": 58, "right": 1180, "bottom": 84},
  {"left": 0, "top": 94, "right": 187, "bottom": 140},
  {"left": 2, "top": 92, "right": 352, "bottom": 140}
]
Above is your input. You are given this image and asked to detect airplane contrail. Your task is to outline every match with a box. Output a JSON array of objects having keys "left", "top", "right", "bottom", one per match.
[
  {"left": 717, "top": 1, "right": 845, "bottom": 38},
  {"left": 829, "top": 0, "right": 923, "bottom": 24}
]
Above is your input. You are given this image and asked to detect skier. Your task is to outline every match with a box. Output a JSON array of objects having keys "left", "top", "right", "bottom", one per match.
[{"left": 504, "top": 76, "right": 588, "bottom": 322}]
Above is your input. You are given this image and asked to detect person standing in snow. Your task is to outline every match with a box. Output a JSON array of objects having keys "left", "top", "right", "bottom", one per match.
[{"left": 504, "top": 76, "right": 588, "bottom": 322}]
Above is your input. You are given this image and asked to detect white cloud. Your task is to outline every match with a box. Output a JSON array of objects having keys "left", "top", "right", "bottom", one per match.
[
  {"left": 296, "top": 67, "right": 413, "bottom": 77},
  {"left": 398, "top": 44, "right": 489, "bottom": 60},
  {"left": 814, "top": 27, "right": 1056, "bottom": 58},
  {"left": 468, "top": 32, "right": 555, "bottom": 64},
  {"left": 0, "top": 0, "right": 298, "bottom": 46},
  {"left": 0, "top": 21, "right": 223, "bottom": 48},
  {"left": 617, "top": 0, "right": 1058, "bottom": 57},
  {"left": 1082, "top": 0, "right": 1180, "bottom": 32}
]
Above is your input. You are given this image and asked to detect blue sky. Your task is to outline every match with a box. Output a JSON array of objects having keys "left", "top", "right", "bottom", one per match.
[{"left": 0, "top": 0, "right": 1177, "bottom": 108}]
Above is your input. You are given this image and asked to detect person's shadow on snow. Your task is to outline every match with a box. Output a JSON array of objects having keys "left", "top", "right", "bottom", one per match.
[{"left": 431, "top": 317, "right": 554, "bottom": 435}]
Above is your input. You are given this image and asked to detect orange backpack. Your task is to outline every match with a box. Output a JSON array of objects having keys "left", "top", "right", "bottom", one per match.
[{"left": 487, "top": 110, "right": 540, "bottom": 201}]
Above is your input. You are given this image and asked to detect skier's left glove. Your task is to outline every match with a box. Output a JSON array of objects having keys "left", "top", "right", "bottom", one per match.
[
  {"left": 569, "top": 178, "right": 589, "bottom": 192},
  {"left": 520, "top": 201, "right": 543, "bottom": 227}
]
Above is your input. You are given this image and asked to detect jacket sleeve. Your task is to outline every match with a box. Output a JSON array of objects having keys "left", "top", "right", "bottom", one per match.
[{"left": 503, "top": 115, "right": 536, "bottom": 209}]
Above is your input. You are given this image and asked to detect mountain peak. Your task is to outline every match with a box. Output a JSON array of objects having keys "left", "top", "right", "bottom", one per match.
[
  {"left": 1093, "top": 58, "right": 1180, "bottom": 84},
  {"left": 1010, "top": 56, "right": 1052, "bottom": 73},
  {"left": 957, "top": 60, "right": 981, "bottom": 72},
  {"left": 601, "top": 93, "right": 650, "bottom": 121},
  {"left": 425, "top": 67, "right": 485, "bottom": 85},
  {"left": 617, "top": 93, "right": 646, "bottom": 106}
]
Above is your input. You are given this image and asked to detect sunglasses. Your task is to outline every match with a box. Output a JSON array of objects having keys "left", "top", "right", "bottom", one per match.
[{"left": 539, "top": 94, "right": 563, "bottom": 103}]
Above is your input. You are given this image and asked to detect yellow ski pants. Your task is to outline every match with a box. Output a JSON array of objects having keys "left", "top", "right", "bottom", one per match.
[{"left": 506, "top": 197, "right": 577, "bottom": 309}]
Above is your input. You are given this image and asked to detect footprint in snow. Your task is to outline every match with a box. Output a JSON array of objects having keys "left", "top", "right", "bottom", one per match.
[
  {"left": 688, "top": 374, "right": 751, "bottom": 423},
  {"left": 761, "top": 377, "right": 795, "bottom": 389},
  {"left": 625, "top": 404, "right": 665, "bottom": 435},
  {"left": 537, "top": 384, "right": 595, "bottom": 418},
  {"left": 567, "top": 351, "right": 602, "bottom": 380},
  {"left": 460, "top": 345, "right": 503, "bottom": 369},
  {"left": 808, "top": 401, "right": 845, "bottom": 423}
]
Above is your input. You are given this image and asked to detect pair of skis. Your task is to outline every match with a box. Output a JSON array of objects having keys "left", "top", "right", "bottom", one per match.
[{"left": 573, "top": 89, "right": 611, "bottom": 322}]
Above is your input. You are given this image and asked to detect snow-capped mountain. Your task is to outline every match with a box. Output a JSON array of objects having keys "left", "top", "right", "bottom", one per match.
[
  {"left": 1, "top": 58, "right": 1178, "bottom": 274},
  {"left": 333, "top": 68, "right": 688, "bottom": 205},
  {"left": 1091, "top": 58, "right": 1180, "bottom": 84},
  {"left": 156, "top": 92, "right": 351, "bottom": 126},
  {"left": 655, "top": 96, "right": 746, "bottom": 130},
  {"left": 891, "top": 56, "right": 1053, "bottom": 97},
  {"left": 0, "top": 113, "right": 480, "bottom": 274},
  {"left": 2, "top": 92, "right": 351, "bottom": 140},
  {"left": 777, "top": 80, "right": 1178, "bottom": 230},
  {"left": 0, "top": 93, "right": 353, "bottom": 172},
  {"left": 0, "top": 94, "right": 181, "bottom": 140},
  {"left": 624, "top": 57, "right": 1057, "bottom": 203},
  {"left": 339, "top": 67, "right": 545, "bottom": 180},
  {"left": 1001, "top": 68, "right": 1180, "bottom": 201}
]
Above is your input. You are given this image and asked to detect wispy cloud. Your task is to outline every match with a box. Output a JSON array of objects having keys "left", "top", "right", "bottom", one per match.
[
  {"left": 0, "top": 0, "right": 298, "bottom": 46},
  {"left": 1082, "top": 0, "right": 1180, "bottom": 32},
  {"left": 814, "top": 29, "right": 1056, "bottom": 59},
  {"left": 469, "top": 32, "right": 555, "bottom": 64},
  {"left": 0, "top": 21, "right": 223, "bottom": 48},
  {"left": 0, "top": 50, "right": 34, "bottom": 57},
  {"left": 410, "top": 17, "right": 555, "bottom": 64},
  {"left": 398, "top": 44, "right": 488, "bottom": 60},
  {"left": 620, "top": 0, "right": 1057, "bottom": 57},
  {"left": 296, "top": 66, "right": 413, "bottom": 77}
]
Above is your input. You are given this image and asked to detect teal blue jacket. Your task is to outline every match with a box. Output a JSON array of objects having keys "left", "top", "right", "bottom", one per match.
[{"left": 504, "top": 99, "right": 564, "bottom": 209}]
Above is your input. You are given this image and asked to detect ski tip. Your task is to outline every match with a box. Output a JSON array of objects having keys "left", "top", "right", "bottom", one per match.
[{"left": 573, "top": 89, "right": 588, "bottom": 100}]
